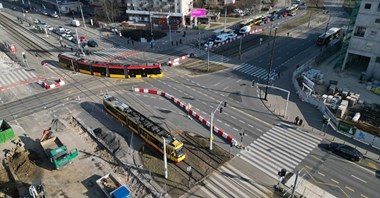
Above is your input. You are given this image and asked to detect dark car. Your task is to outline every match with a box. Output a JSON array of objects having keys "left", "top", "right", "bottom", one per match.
[
  {"left": 87, "top": 40, "right": 98, "bottom": 47},
  {"left": 328, "top": 142, "right": 363, "bottom": 162}
]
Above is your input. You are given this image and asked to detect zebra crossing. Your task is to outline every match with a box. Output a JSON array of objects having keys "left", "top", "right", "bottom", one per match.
[
  {"left": 239, "top": 122, "right": 322, "bottom": 179},
  {"left": 183, "top": 163, "right": 273, "bottom": 198},
  {"left": 91, "top": 47, "right": 141, "bottom": 63},
  {"left": 233, "top": 63, "right": 277, "bottom": 81},
  {"left": 0, "top": 69, "right": 38, "bottom": 89}
]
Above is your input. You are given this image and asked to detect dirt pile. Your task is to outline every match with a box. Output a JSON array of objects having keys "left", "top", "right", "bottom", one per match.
[{"left": 1, "top": 140, "right": 43, "bottom": 197}]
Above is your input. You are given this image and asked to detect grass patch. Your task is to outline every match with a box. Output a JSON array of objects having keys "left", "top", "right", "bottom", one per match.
[
  {"left": 217, "top": 17, "right": 241, "bottom": 23},
  {"left": 177, "top": 58, "right": 228, "bottom": 75}
]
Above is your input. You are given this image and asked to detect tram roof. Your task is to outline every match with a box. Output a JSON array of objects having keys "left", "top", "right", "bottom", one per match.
[{"left": 103, "top": 95, "right": 181, "bottom": 147}]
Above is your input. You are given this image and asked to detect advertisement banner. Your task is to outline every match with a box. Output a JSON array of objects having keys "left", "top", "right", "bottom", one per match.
[
  {"left": 191, "top": 8, "right": 206, "bottom": 17},
  {"left": 353, "top": 128, "right": 375, "bottom": 145},
  {"left": 337, "top": 122, "right": 355, "bottom": 136}
]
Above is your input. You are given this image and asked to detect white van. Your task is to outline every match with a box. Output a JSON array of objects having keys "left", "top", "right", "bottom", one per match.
[
  {"left": 239, "top": 26, "right": 251, "bottom": 34},
  {"left": 71, "top": 20, "right": 80, "bottom": 27},
  {"left": 214, "top": 34, "right": 229, "bottom": 43}
]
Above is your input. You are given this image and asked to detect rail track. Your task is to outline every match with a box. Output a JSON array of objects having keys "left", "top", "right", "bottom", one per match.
[{"left": 0, "top": 11, "right": 233, "bottom": 196}]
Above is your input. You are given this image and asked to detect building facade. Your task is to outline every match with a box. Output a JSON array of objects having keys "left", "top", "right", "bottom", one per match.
[
  {"left": 125, "top": 0, "right": 193, "bottom": 26},
  {"left": 342, "top": 0, "right": 380, "bottom": 80}
]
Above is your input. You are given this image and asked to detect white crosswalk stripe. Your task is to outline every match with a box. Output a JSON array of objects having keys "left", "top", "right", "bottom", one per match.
[
  {"left": 240, "top": 122, "right": 322, "bottom": 179},
  {"left": 184, "top": 163, "right": 273, "bottom": 198},
  {"left": 0, "top": 70, "right": 38, "bottom": 87},
  {"left": 233, "top": 63, "right": 278, "bottom": 81}
]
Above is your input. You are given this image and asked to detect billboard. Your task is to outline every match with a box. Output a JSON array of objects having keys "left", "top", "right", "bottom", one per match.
[{"left": 191, "top": 8, "right": 206, "bottom": 17}]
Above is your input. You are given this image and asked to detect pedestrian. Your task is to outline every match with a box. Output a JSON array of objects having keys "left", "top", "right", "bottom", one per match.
[
  {"left": 296, "top": 64, "right": 300, "bottom": 68},
  {"left": 179, "top": 39, "right": 182, "bottom": 44},
  {"left": 127, "top": 39, "right": 130, "bottom": 44},
  {"left": 186, "top": 25, "right": 188, "bottom": 30},
  {"left": 70, "top": 47, "right": 73, "bottom": 52},
  {"left": 287, "top": 32, "right": 289, "bottom": 37},
  {"left": 277, "top": 72, "right": 281, "bottom": 79},
  {"left": 176, "top": 41, "right": 178, "bottom": 46},
  {"left": 150, "top": 42, "right": 153, "bottom": 48},
  {"left": 64, "top": 45, "right": 66, "bottom": 49},
  {"left": 61, "top": 44, "right": 63, "bottom": 48},
  {"left": 171, "top": 41, "right": 174, "bottom": 46},
  {"left": 132, "top": 40, "right": 134, "bottom": 46}
]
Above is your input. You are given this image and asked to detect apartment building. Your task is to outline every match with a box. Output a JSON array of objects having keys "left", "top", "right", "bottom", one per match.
[
  {"left": 125, "top": 0, "right": 194, "bottom": 26},
  {"left": 342, "top": 0, "right": 380, "bottom": 80}
]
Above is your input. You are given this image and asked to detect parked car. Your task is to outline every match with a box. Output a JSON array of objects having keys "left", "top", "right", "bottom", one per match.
[
  {"left": 203, "top": 41, "right": 214, "bottom": 48},
  {"left": 34, "top": 19, "right": 41, "bottom": 24},
  {"left": 65, "top": 29, "right": 71, "bottom": 34},
  {"left": 41, "top": 10, "right": 48, "bottom": 16},
  {"left": 79, "top": 36, "right": 87, "bottom": 43},
  {"left": 46, "top": 25, "right": 54, "bottom": 31},
  {"left": 227, "top": 31, "right": 237, "bottom": 39},
  {"left": 214, "top": 34, "right": 229, "bottom": 43},
  {"left": 87, "top": 40, "right": 98, "bottom": 47},
  {"left": 239, "top": 26, "right": 251, "bottom": 34},
  {"left": 56, "top": 26, "right": 65, "bottom": 32},
  {"left": 328, "top": 142, "right": 363, "bottom": 162},
  {"left": 50, "top": 12, "right": 58, "bottom": 18}
]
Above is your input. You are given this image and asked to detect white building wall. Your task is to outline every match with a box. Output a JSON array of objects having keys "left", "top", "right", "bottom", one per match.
[{"left": 345, "top": 0, "right": 380, "bottom": 79}]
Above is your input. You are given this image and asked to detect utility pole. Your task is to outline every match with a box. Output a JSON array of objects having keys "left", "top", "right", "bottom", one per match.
[
  {"left": 264, "top": 27, "right": 278, "bottom": 100},
  {"left": 209, "top": 101, "right": 227, "bottom": 150}
]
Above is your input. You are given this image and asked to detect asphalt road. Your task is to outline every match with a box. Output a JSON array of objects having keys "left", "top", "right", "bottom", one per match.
[{"left": 1, "top": 2, "right": 379, "bottom": 198}]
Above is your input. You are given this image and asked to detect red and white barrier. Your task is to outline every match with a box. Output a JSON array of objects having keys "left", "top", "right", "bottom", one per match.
[
  {"left": 133, "top": 88, "right": 238, "bottom": 147},
  {"left": 209, "top": 28, "right": 265, "bottom": 49},
  {"left": 37, "top": 79, "right": 65, "bottom": 90},
  {"left": 168, "top": 53, "right": 193, "bottom": 67}
]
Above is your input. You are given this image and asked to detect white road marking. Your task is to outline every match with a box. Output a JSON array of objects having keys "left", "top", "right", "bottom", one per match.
[
  {"left": 247, "top": 124, "right": 253, "bottom": 128},
  {"left": 256, "top": 128, "right": 263, "bottom": 133},
  {"left": 317, "top": 172, "right": 325, "bottom": 176},
  {"left": 233, "top": 128, "right": 238, "bottom": 131},
  {"left": 230, "top": 115, "right": 236, "bottom": 119},
  {"left": 239, "top": 120, "right": 245, "bottom": 123},
  {"left": 351, "top": 175, "right": 367, "bottom": 183},
  {"left": 345, "top": 186, "right": 355, "bottom": 192},
  {"left": 225, "top": 123, "right": 231, "bottom": 127},
  {"left": 330, "top": 179, "right": 339, "bottom": 184}
]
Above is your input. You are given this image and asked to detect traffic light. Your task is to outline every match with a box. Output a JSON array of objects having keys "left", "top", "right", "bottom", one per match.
[
  {"left": 220, "top": 107, "right": 223, "bottom": 113},
  {"left": 278, "top": 168, "right": 287, "bottom": 177},
  {"left": 223, "top": 101, "right": 227, "bottom": 107}
]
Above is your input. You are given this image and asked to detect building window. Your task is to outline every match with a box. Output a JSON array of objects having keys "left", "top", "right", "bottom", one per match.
[
  {"left": 354, "top": 26, "right": 366, "bottom": 37},
  {"left": 375, "top": 18, "right": 380, "bottom": 23},
  {"left": 364, "top": 3, "right": 371, "bottom": 9},
  {"left": 366, "top": 42, "right": 373, "bottom": 50},
  {"left": 378, "top": 3, "right": 380, "bottom": 11},
  {"left": 376, "top": 57, "right": 380, "bottom": 63}
]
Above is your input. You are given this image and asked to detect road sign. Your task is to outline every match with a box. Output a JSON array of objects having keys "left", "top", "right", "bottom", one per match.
[{"left": 191, "top": 8, "right": 206, "bottom": 17}]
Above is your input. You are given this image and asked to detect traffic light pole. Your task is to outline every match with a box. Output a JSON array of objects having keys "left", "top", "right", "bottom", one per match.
[{"left": 209, "top": 101, "right": 227, "bottom": 150}]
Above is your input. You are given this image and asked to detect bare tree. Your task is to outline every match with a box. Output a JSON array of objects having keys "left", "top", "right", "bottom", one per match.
[{"left": 101, "top": 0, "right": 120, "bottom": 22}]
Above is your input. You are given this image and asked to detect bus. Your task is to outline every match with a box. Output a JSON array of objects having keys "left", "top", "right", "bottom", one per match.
[
  {"left": 103, "top": 95, "right": 186, "bottom": 163},
  {"left": 239, "top": 18, "right": 254, "bottom": 28},
  {"left": 252, "top": 15, "right": 263, "bottom": 25},
  {"left": 316, "top": 27, "right": 341, "bottom": 46},
  {"left": 286, "top": 4, "right": 299, "bottom": 15},
  {"left": 58, "top": 53, "right": 163, "bottom": 78}
]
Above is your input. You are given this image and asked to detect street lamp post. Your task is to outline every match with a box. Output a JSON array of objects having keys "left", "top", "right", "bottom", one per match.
[
  {"left": 166, "top": 13, "right": 171, "bottom": 43},
  {"left": 80, "top": 5, "right": 86, "bottom": 28},
  {"left": 207, "top": 47, "right": 210, "bottom": 71},
  {"left": 55, "top": 0, "right": 61, "bottom": 18},
  {"left": 209, "top": 101, "right": 227, "bottom": 150},
  {"left": 163, "top": 137, "right": 168, "bottom": 179},
  {"left": 264, "top": 27, "right": 278, "bottom": 100},
  {"left": 239, "top": 36, "right": 243, "bottom": 60}
]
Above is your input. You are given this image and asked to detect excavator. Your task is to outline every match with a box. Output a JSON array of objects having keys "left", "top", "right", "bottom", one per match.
[{"left": 39, "top": 128, "right": 78, "bottom": 170}]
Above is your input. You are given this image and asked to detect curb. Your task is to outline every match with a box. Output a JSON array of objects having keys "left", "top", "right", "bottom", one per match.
[
  {"left": 133, "top": 88, "right": 238, "bottom": 147},
  {"left": 168, "top": 53, "right": 194, "bottom": 66},
  {"left": 37, "top": 79, "right": 65, "bottom": 90}
]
